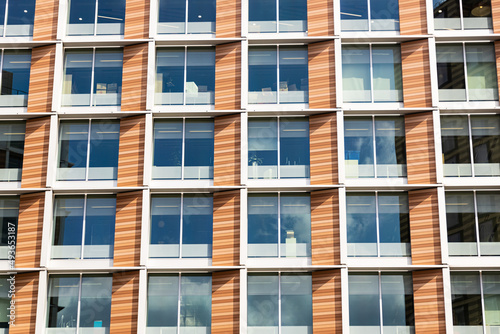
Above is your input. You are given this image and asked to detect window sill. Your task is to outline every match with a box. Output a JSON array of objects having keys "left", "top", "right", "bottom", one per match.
[
  {"left": 447, "top": 256, "right": 500, "bottom": 268},
  {"left": 47, "top": 259, "right": 114, "bottom": 270},
  {"left": 53, "top": 180, "right": 117, "bottom": 190},
  {"left": 147, "top": 258, "right": 212, "bottom": 268},
  {"left": 246, "top": 257, "right": 311, "bottom": 268},
  {"left": 345, "top": 257, "right": 412, "bottom": 268}
]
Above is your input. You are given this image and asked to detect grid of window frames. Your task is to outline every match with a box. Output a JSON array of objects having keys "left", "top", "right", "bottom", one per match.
[
  {"left": 67, "top": 0, "right": 125, "bottom": 36},
  {"left": 434, "top": 0, "right": 492, "bottom": 30},
  {"left": 340, "top": 0, "right": 400, "bottom": 31},
  {"left": 158, "top": 0, "right": 216, "bottom": 34},
  {"left": 248, "top": 0, "right": 307, "bottom": 33}
]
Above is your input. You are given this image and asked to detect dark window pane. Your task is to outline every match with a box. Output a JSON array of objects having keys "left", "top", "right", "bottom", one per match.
[
  {"left": 58, "top": 121, "right": 89, "bottom": 181},
  {"left": 88, "top": 120, "right": 119, "bottom": 180},
  {"left": 248, "top": 118, "right": 278, "bottom": 178},
  {"left": 93, "top": 49, "right": 123, "bottom": 106},
  {"left": 150, "top": 196, "right": 181, "bottom": 258},
  {"left": 156, "top": 48, "right": 185, "bottom": 105},
  {"left": 441, "top": 116, "right": 472, "bottom": 177},
  {"left": 184, "top": 119, "right": 214, "bottom": 178},
  {"left": 2, "top": 50, "right": 31, "bottom": 106},
  {"left": 187, "top": 0, "right": 215, "bottom": 33},
  {"left": 97, "top": 0, "right": 125, "bottom": 35},
  {"left": 182, "top": 194, "right": 213, "bottom": 258},
  {"left": 249, "top": 47, "right": 277, "bottom": 103},
  {"left": 451, "top": 272, "right": 483, "bottom": 326},
  {"left": 279, "top": 117, "right": 309, "bottom": 178},
  {"left": 0, "top": 122, "right": 25, "bottom": 181},
  {"left": 83, "top": 196, "right": 116, "bottom": 259},
  {"left": 5, "top": 0, "right": 35, "bottom": 36},
  {"left": 381, "top": 274, "right": 414, "bottom": 326},
  {"left": 446, "top": 192, "right": 477, "bottom": 256},
  {"left": 186, "top": 48, "right": 215, "bottom": 105},
  {"left": 47, "top": 275, "right": 80, "bottom": 328},
  {"left": 347, "top": 193, "right": 377, "bottom": 256}
]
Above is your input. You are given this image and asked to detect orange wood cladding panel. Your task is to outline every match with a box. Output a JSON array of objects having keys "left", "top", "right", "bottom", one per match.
[
  {"left": 409, "top": 189, "right": 442, "bottom": 265},
  {"left": 33, "top": 0, "right": 58, "bottom": 40},
  {"left": 413, "top": 270, "right": 446, "bottom": 333},
  {"left": 311, "top": 189, "right": 340, "bottom": 265},
  {"left": 9, "top": 273, "right": 39, "bottom": 334},
  {"left": 405, "top": 112, "right": 437, "bottom": 184},
  {"left": 213, "top": 191, "right": 240, "bottom": 266},
  {"left": 15, "top": 193, "right": 44, "bottom": 268},
  {"left": 110, "top": 271, "right": 140, "bottom": 334},
  {"left": 495, "top": 41, "right": 500, "bottom": 99},
  {"left": 401, "top": 40, "right": 432, "bottom": 108},
  {"left": 214, "top": 114, "right": 241, "bottom": 186},
  {"left": 215, "top": 43, "right": 241, "bottom": 110},
  {"left": 307, "top": 0, "right": 334, "bottom": 36},
  {"left": 27, "top": 45, "right": 56, "bottom": 113},
  {"left": 313, "top": 270, "right": 342, "bottom": 334},
  {"left": 124, "top": 0, "right": 149, "bottom": 39},
  {"left": 493, "top": 0, "right": 500, "bottom": 33},
  {"left": 216, "top": 0, "right": 241, "bottom": 38},
  {"left": 21, "top": 117, "right": 50, "bottom": 188},
  {"left": 212, "top": 270, "right": 240, "bottom": 333},
  {"left": 310, "top": 113, "right": 338, "bottom": 184},
  {"left": 399, "top": 0, "right": 427, "bottom": 35},
  {"left": 121, "top": 43, "right": 148, "bottom": 112},
  {"left": 117, "top": 115, "right": 145, "bottom": 187},
  {"left": 308, "top": 42, "right": 336, "bottom": 109},
  {"left": 114, "top": 191, "right": 142, "bottom": 267}
]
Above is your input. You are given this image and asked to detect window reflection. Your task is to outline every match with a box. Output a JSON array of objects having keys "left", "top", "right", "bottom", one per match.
[
  {"left": 1, "top": 50, "right": 31, "bottom": 107},
  {"left": 0, "top": 197, "right": 18, "bottom": 260},
  {"left": 341, "top": 0, "right": 399, "bottom": 31},
  {"left": 0, "top": 0, "right": 36, "bottom": 37},
  {"left": 158, "top": 0, "right": 215, "bottom": 34},
  {"left": 0, "top": 122, "right": 24, "bottom": 182},
  {"left": 68, "top": 0, "right": 125, "bottom": 36},
  {"left": 434, "top": 0, "right": 492, "bottom": 30},
  {"left": 249, "top": 0, "right": 307, "bottom": 33}
]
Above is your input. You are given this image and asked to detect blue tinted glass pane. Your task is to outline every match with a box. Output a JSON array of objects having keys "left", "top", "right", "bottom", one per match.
[
  {"left": 373, "top": 45, "right": 402, "bottom": 102},
  {"left": 279, "top": 0, "right": 307, "bottom": 32},
  {"left": 347, "top": 193, "right": 377, "bottom": 243},
  {"left": 280, "top": 194, "right": 311, "bottom": 257},
  {"left": 150, "top": 196, "right": 181, "bottom": 248},
  {"left": 381, "top": 274, "right": 414, "bottom": 326},
  {"left": 0, "top": 1, "right": 6, "bottom": 26},
  {"left": 180, "top": 275, "right": 212, "bottom": 328},
  {"left": 188, "top": 0, "right": 215, "bottom": 32},
  {"left": 158, "top": 0, "right": 186, "bottom": 33},
  {"left": 153, "top": 120, "right": 183, "bottom": 177},
  {"left": 349, "top": 274, "right": 381, "bottom": 326},
  {"left": 186, "top": 48, "right": 215, "bottom": 105},
  {"left": 248, "top": 118, "right": 278, "bottom": 179},
  {"left": 89, "top": 120, "right": 119, "bottom": 180},
  {"left": 344, "top": 117, "right": 374, "bottom": 172},
  {"left": 375, "top": 117, "right": 406, "bottom": 167},
  {"left": 248, "top": 274, "right": 279, "bottom": 327},
  {"left": 182, "top": 195, "right": 213, "bottom": 257},
  {"left": 97, "top": 0, "right": 125, "bottom": 35},
  {"left": 378, "top": 193, "right": 409, "bottom": 243},
  {"left": 341, "top": 0, "right": 368, "bottom": 31},
  {"left": 248, "top": 194, "right": 278, "bottom": 257},
  {"left": 84, "top": 196, "right": 116, "bottom": 256},
  {"left": 342, "top": 46, "right": 371, "bottom": 102},
  {"left": 5, "top": 0, "right": 35, "bottom": 36},
  {"left": 279, "top": 47, "right": 308, "bottom": 103},
  {"left": 280, "top": 118, "right": 309, "bottom": 178},
  {"left": 249, "top": 0, "right": 277, "bottom": 22},
  {"left": 148, "top": 275, "right": 179, "bottom": 327},
  {"left": 2, "top": 50, "right": 31, "bottom": 105},
  {"left": 157, "top": 48, "right": 185, "bottom": 105},
  {"left": 80, "top": 275, "right": 112, "bottom": 328},
  {"left": 63, "top": 50, "right": 93, "bottom": 104},
  {"left": 249, "top": 47, "right": 277, "bottom": 103},
  {"left": 371, "top": 0, "right": 399, "bottom": 31},
  {"left": 68, "top": 0, "right": 96, "bottom": 35},
  {"left": 53, "top": 197, "right": 84, "bottom": 246},
  {"left": 58, "top": 121, "right": 89, "bottom": 180},
  {"left": 281, "top": 274, "right": 312, "bottom": 327},
  {"left": 0, "top": 123, "right": 24, "bottom": 176},
  {"left": 93, "top": 49, "right": 123, "bottom": 106},
  {"left": 47, "top": 276, "right": 80, "bottom": 328},
  {"left": 185, "top": 119, "right": 214, "bottom": 179},
  {"left": 0, "top": 197, "right": 19, "bottom": 250}
]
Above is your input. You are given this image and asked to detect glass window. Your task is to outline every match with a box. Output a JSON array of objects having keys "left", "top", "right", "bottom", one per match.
[
  {"left": 0, "top": 122, "right": 25, "bottom": 182},
  {"left": 345, "top": 116, "right": 406, "bottom": 178},
  {"left": 248, "top": 117, "right": 309, "bottom": 179},
  {"left": 52, "top": 195, "right": 116, "bottom": 260},
  {"left": 248, "top": 193, "right": 311, "bottom": 258},
  {"left": 147, "top": 274, "right": 212, "bottom": 332},
  {"left": 435, "top": 0, "right": 492, "bottom": 30},
  {"left": 156, "top": 47, "right": 215, "bottom": 105},
  {"left": 62, "top": 49, "right": 123, "bottom": 107},
  {"left": 67, "top": 0, "right": 125, "bottom": 36},
  {"left": 158, "top": 0, "right": 215, "bottom": 34},
  {"left": 150, "top": 194, "right": 213, "bottom": 258},
  {"left": 153, "top": 119, "right": 214, "bottom": 180},
  {"left": 0, "top": 197, "right": 17, "bottom": 262},
  {"left": 57, "top": 120, "right": 120, "bottom": 181},
  {"left": 341, "top": 0, "right": 399, "bottom": 31},
  {"left": 347, "top": 192, "right": 410, "bottom": 257},
  {"left": 441, "top": 114, "right": 500, "bottom": 177},
  {"left": 349, "top": 273, "right": 414, "bottom": 334},
  {"left": 0, "top": 50, "right": 31, "bottom": 107},
  {"left": 446, "top": 191, "right": 500, "bottom": 256},
  {"left": 437, "top": 43, "right": 498, "bottom": 102},
  {"left": 0, "top": 0, "right": 35, "bottom": 37},
  {"left": 451, "top": 271, "right": 500, "bottom": 333},
  {"left": 342, "top": 45, "right": 402, "bottom": 103},
  {"left": 248, "top": 273, "right": 312, "bottom": 333},
  {"left": 249, "top": 0, "right": 307, "bottom": 33},
  {"left": 0, "top": 277, "right": 11, "bottom": 330},
  {"left": 249, "top": 46, "right": 308, "bottom": 104},
  {"left": 47, "top": 275, "right": 112, "bottom": 331}
]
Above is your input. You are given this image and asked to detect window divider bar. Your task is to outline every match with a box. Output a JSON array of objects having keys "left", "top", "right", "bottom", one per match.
[
  {"left": 473, "top": 190, "right": 481, "bottom": 257},
  {"left": 3, "top": 0, "right": 8, "bottom": 38},
  {"left": 378, "top": 272, "right": 384, "bottom": 334},
  {"left": 94, "top": 0, "right": 99, "bottom": 36},
  {"left": 369, "top": 45, "right": 374, "bottom": 103},
  {"left": 277, "top": 117, "right": 281, "bottom": 179},
  {"left": 90, "top": 48, "right": 96, "bottom": 107},
  {"left": 278, "top": 272, "right": 282, "bottom": 334},
  {"left": 375, "top": 191, "right": 380, "bottom": 257},
  {"left": 467, "top": 114, "right": 475, "bottom": 177},
  {"left": 181, "top": 118, "right": 186, "bottom": 180},
  {"left": 458, "top": 0, "right": 464, "bottom": 30},
  {"left": 277, "top": 46, "right": 280, "bottom": 105},
  {"left": 372, "top": 116, "right": 378, "bottom": 178},
  {"left": 80, "top": 195, "right": 88, "bottom": 260},
  {"left": 183, "top": 47, "right": 188, "bottom": 105},
  {"left": 277, "top": 192, "right": 281, "bottom": 258},
  {"left": 185, "top": 0, "right": 189, "bottom": 34},
  {"left": 0, "top": 49, "right": 5, "bottom": 101},
  {"left": 367, "top": 0, "right": 372, "bottom": 32},
  {"left": 177, "top": 272, "right": 182, "bottom": 332},
  {"left": 479, "top": 271, "right": 487, "bottom": 334},
  {"left": 76, "top": 273, "right": 83, "bottom": 332},
  {"left": 85, "top": 121, "right": 91, "bottom": 181},
  {"left": 179, "top": 194, "right": 184, "bottom": 258},
  {"left": 276, "top": 0, "right": 280, "bottom": 33},
  {"left": 463, "top": 43, "right": 470, "bottom": 103}
]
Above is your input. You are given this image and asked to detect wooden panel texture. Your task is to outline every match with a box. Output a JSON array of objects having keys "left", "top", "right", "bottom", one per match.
[
  {"left": 310, "top": 113, "right": 337, "bottom": 184},
  {"left": 9, "top": 273, "right": 38, "bottom": 334},
  {"left": 15, "top": 193, "right": 44, "bottom": 268},
  {"left": 213, "top": 191, "right": 240, "bottom": 266},
  {"left": 214, "top": 114, "right": 241, "bottom": 186},
  {"left": 33, "top": 0, "right": 58, "bottom": 40},
  {"left": 124, "top": 0, "right": 149, "bottom": 39},
  {"left": 307, "top": 0, "right": 334, "bottom": 36},
  {"left": 110, "top": 271, "right": 140, "bottom": 334},
  {"left": 313, "top": 270, "right": 342, "bottom": 334},
  {"left": 215, "top": 43, "right": 241, "bottom": 110},
  {"left": 311, "top": 189, "right": 340, "bottom": 265},
  {"left": 121, "top": 43, "right": 148, "bottom": 111},
  {"left": 493, "top": 0, "right": 500, "bottom": 33},
  {"left": 114, "top": 191, "right": 142, "bottom": 267},
  {"left": 216, "top": 0, "right": 241, "bottom": 37},
  {"left": 399, "top": 0, "right": 427, "bottom": 35},
  {"left": 212, "top": 270, "right": 240, "bottom": 333},
  {"left": 409, "top": 189, "right": 441, "bottom": 265},
  {"left": 21, "top": 117, "right": 50, "bottom": 188},
  {"left": 413, "top": 269, "right": 446, "bottom": 333},
  {"left": 27, "top": 45, "right": 56, "bottom": 113},
  {"left": 401, "top": 40, "right": 432, "bottom": 108},
  {"left": 405, "top": 112, "right": 437, "bottom": 184},
  {"left": 117, "top": 115, "right": 145, "bottom": 187},
  {"left": 308, "top": 42, "right": 336, "bottom": 109}
]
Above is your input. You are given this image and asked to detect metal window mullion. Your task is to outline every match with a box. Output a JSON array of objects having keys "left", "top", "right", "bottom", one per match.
[
  {"left": 80, "top": 194, "right": 88, "bottom": 259},
  {"left": 369, "top": 44, "right": 374, "bottom": 103},
  {"left": 177, "top": 272, "right": 182, "bottom": 331},
  {"left": 372, "top": 116, "right": 378, "bottom": 178},
  {"left": 463, "top": 43, "right": 470, "bottom": 103},
  {"left": 0, "top": 49, "right": 5, "bottom": 99},
  {"left": 467, "top": 114, "right": 475, "bottom": 177},
  {"left": 458, "top": 0, "right": 464, "bottom": 30},
  {"left": 90, "top": 48, "right": 96, "bottom": 106},
  {"left": 276, "top": 0, "right": 280, "bottom": 33},
  {"left": 277, "top": 192, "right": 281, "bottom": 258},
  {"left": 179, "top": 194, "right": 184, "bottom": 258},
  {"left": 94, "top": 0, "right": 99, "bottom": 36},
  {"left": 3, "top": 0, "right": 8, "bottom": 37},
  {"left": 375, "top": 191, "right": 381, "bottom": 257},
  {"left": 85, "top": 121, "right": 92, "bottom": 181},
  {"left": 367, "top": 0, "right": 372, "bottom": 32},
  {"left": 378, "top": 272, "right": 384, "bottom": 334},
  {"left": 479, "top": 271, "right": 487, "bottom": 334},
  {"left": 185, "top": 0, "right": 189, "bottom": 34},
  {"left": 277, "top": 46, "right": 280, "bottom": 104},
  {"left": 278, "top": 272, "right": 282, "bottom": 334},
  {"left": 277, "top": 117, "right": 281, "bottom": 179},
  {"left": 473, "top": 191, "right": 482, "bottom": 256},
  {"left": 181, "top": 118, "right": 186, "bottom": 180},
  {"left": 76, "top": 273, "right": 83, "bottom": 332},
  {"left": 183, "top": 47, "right": 188, "bottom": 105}
]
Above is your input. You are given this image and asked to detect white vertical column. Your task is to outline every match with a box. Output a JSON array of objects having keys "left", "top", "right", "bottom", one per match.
[
  {"left": 338, "top": 186, "right": 347, "bottom": 264},
  {"left": 51, "top": 42, "right": 64, "bottom": 112},
  {"left": 146, "top": 41, "right": 156, "bottom": 111},
  {"left": 45, "top": 114, "right": 59, "bottom": 188},
  {"left": 137, "top": 268, "right": 148, "bottom": 333},
  {"left": 140, "top": 188, "right": 151, "bottom": 266},
  {"left": 442, "top": 267, "right": 454, "bottom": 334},
  {"left": 240, "top": 187, "right": 248, "bottom": 266},
  {"left": 34, "top": 269, "right": 48, "bottom": 334},
  {"left": 143, "top": 112, "right": 153, "bottom": 185},
  {"left": 39, "top": 190, "right": 53, "bottom": 268}
]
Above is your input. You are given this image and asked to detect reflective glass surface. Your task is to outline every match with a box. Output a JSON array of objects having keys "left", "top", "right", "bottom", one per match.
[
  {"left": 381, "top": 274, "right": 414, "bottom": 330},
  {"left": 68, "top": 0, "right": 125, "bottom": 35},
  {"left": 158, "top": 0, "right": 186, "bottom": 33},
  {"left": 341, "top": 0, "right": 399, "bottom": 31},
  {"left": 451, "top": 272, "right": 483, "bottom": 327},
  {"left": 342, "top": 46, "right": 371, "bottom": 103},
  {"left": 466, "top": 44, "right": 498, "bottom": 101},
  {"left": 248, "top": 118, "right": 278, "bottom": 179},
  {"left": 83, "top": 196, "right": 116, "bottom": 259},
  {"left": 0, "top": 197, "right": 18, "bottom": 260},
  {"left": 68, "top": 0, "right": 97, "bottom": 35},
  {"left": 185, "top": 48, "right": 215, "bottom": 105},
  {"left": 279, "top": 118, "right": 309, "bottom": 177},
  {"left": 93, "top": 49, "right": 123, "bottom": 106},
  {"left": 249, "top": 0, "right": 277, "bottom": 32},
  {"left": 63, "top": 49, "right": 93, "bottom": 106},
  {"left": 158, "top": 0, "right": 215, "bottom": 34},
  {"left": 153, "top": 120, "right": 183, "bottom": 179},
  {"left": 249, "top": 47, "right": 278, "bottom": 104},
  {"left": 97, "top": 0, "right": 125, "bottom": 35},
  {"left": 0, "top": 277, "right": 9, "bottom": 328},
  {"left": 441, "top": 115, "right": 472, "bottom": 177},
  {"left": 47, "top": 275, "right": 80, "bottom": 328},
  {"left": 5, "top": 0, "right": 35, "bottom": 37},
  {"left": 477, "top": 192, "right": 500, "bottom": 255},
  {"left": 248, "top": 194, "right": 279, "bottom": 257},
  {"left": 279, "top": 0, "right": 307, "bottom": 32},
  {"left": 281, "top": 274, "right": 312, "bottom": 331},
  {"left": 483, "top": 272, "right": 500, "bottom": 328},
  {"left": 349, "top": 274, "right": 381, "bottom": 330},
  {"left": 88, "top": 120, "right": 119, "bottom": 180},
  {"left": 182, "top": 194, "right": 213, "bottom": 258},
  {"left": 150, "top": 195, "right": 182, "bottom": 258},
  {"left": 434, "top": 0, "right": 492, "bottom": 30},
  {"left": 345, "top": 117, "right": 374, "bottom": 177},
  {"left": 446, "top": 192, "right": 477, "bottom": 256},
  {"left": 437, "top": 44, "right": 466, "bottom": 101},
  {"left": 372, "top": 45, "right": 402, "bottom": 102},
  {"left": 53, "top": 196, "right": 84, "bottom": 259},
  {"left": 375, "top": 117, "right": 406, "bottom": 177},
  {"left": 347, "top": 193, "right": 377, "bottom": 257},
  {"left": 471, "top": 115, "right": 500, "bottom": 176},
  {"left": 0, "top": 122, "right": 24, "bottom": 182},
  {"left": 1, "top": 50, "right": 31, "bottom": 107},
  {"left": 187, "top": 0, "right": 215, "bottom": 33},
  {"left": 378, "top": 193, "right": 410, "bottom": 257},
  {"left": 156, "top": 48, "right": 185, "bottom": 105},
  {"left": 278, "top": 47, "right": 308, "bottom": 103}
]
